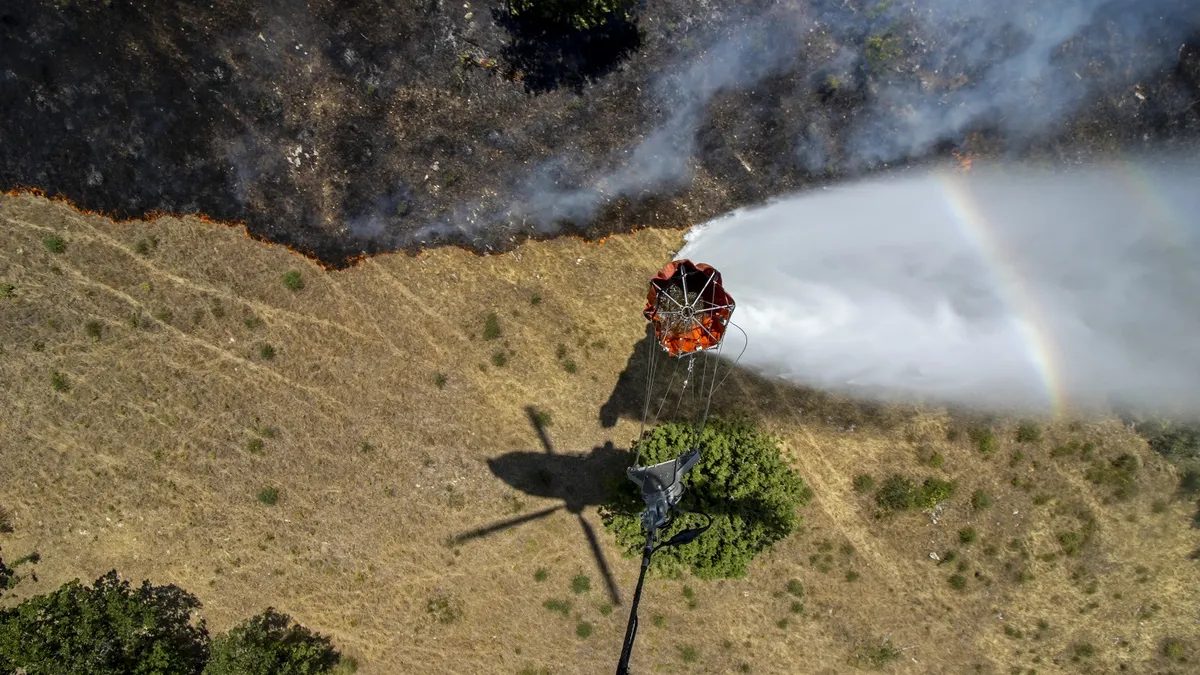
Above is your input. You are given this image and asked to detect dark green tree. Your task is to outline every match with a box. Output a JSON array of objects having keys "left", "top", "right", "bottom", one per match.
[
  {"left": 203, "top": 608, "right": 340, "bottom": 675},
  {"left": 600, "top": 419, "right": 812, "bottom": 579},
  {"left": 0, "top": 570, "right": 209, "bottom": 675}
]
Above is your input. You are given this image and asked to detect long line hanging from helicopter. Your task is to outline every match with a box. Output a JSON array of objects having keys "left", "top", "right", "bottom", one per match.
[{"left": 615, "top": 258, "right": 746, "bottom": 675}]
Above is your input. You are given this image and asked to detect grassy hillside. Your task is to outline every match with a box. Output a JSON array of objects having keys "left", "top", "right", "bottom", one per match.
[{"left": 1, "top": 193, "right": 1197, "bottom": 674}]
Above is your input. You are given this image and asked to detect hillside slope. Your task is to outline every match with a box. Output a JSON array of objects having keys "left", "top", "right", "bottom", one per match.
[{"left": 1, "top": 194, "right": 1197, "bottom": 674}]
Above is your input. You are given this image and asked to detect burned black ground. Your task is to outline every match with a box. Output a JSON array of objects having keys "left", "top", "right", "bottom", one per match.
[{"left": 2, "top": 0, "right": 1199, "bottom": 266}]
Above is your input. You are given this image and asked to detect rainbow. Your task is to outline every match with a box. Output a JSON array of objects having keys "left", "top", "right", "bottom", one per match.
[{"left": 934, "top": 170, "right": 1067, "bottom": 414}]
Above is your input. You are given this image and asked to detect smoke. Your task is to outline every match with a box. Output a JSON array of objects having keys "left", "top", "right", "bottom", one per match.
[
  {"left": 677, "top": 157, "right": 1200, "bottom": 415},
  {"left": 467, "top": 0, "right": 1199, "bottom": 236}
]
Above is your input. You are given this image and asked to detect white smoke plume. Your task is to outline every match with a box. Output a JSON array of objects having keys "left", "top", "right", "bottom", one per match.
[
  {"left": 678, "top": 157, "right": 1200, "bottom": 415},
  {"left": 454, "top": 0, "right": 1199, "bottom": 235}
]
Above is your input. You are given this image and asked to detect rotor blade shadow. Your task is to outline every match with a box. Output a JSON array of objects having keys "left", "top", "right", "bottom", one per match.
[
  {"left": 578, "top": 513, "right": 623, "bottom": 606},
  {"left": 526, "top": 405, "right": 556, "bottom": 454},
  {"left": 454, "top": 505, "right": 564, "bottom": 544}
]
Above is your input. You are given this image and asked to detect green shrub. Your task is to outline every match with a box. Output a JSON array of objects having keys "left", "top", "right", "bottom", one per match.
[
  {"left": 85, "top": 319, "right": 103, "bottom": 340},
  {"left": 0, "top": 506, "right": 11, "bottom": 534},
  {"left": 0, "top": 570, "right": 209, "bottom": 674},
  {"left": 927, "top": 452, "right": 945, "bottom": 468},
  {"left": 1085, "top": 453, "right": 1139, "bottom": 500},
  {"left": 1058, "top": 531, "right": 1084, "bottom": 556},
  {"left": 530, "top": 408, "right": 552, "bottom": 428},
  {"left": 1162, "top": 638, "right": 1185, "bottom": 661},
  {"left": 1132, "top": 418, "right": 1200, "bottom": 464},
  {"left": 571, "top": 574, "right": 590, "bottom": 594},
  {"left": 1015, "top": 422, "right": 1042, "bottom": 443},
  {"left": 575, "top": 622, "right": 592, "bottom": 639},
  {"left": 492, "top": 351, "right": 508, "bottom": 367},
  {"left": 50, "top": 371, "right": 69, "bottom": 392},
  {"left": 530, "top": 294, "right": 542, "bottom": 306},
  {"left": 958, "top": 527, "right": 977, "bottom": 545},
  {"left": 257, "top": 488, "right": 279, "bottom": 506},
  {"left": 43, "top": 235, "right": 66, "bottom": 253},
  {"left": 508, "top": 0, "right": 638, "bottom": 30},
  {"left": 483, "top": 313, "right": 502, "bottom": 340},
  {"left": 971, "top": 490, "right": 992, "bottom": 510},
  {"left": 948, "top": 574, "right": 967, "bottom": 590},
  {"left": 850, "top": 639, "right": 901, "bottom": 669},
  {"left": 852, "top": 474, "right": 875, "bottom": 493},
  {"left": 427, "top": 593, "right": 463, "bottom": 624},
  {"left": 600, "top": 419, "right": 811, "bottom": 579},
  {"left": 651, "top": 615, "right": 666, "bottom": 628},
  {"left": 534, "top": 567, "right": 549, "bottom": 582},
  {"left": 679, "top": 645, "right": 699, "bottom": 663},
  {"left": 247, "top": 438, "right": 265, "bottom": 454},
  {"left": 542, "top": 599, "right": 570, "bottom": 617},
  {"left": 968, "top": 427, "right": 996, "bottom": 454},
  {"left": 0, "top": 283, "right": 14, "bottom": 299},
  {"left": 875, "top": 474, "right": 916, "bottom": 511},
  {"left": 563, "top": 360, "right": 578, "bottom": 374},
  {"left": 434, "top": 373, "right": 448, "bottom": 389},
  {"left": 786, "top": 579, "right": 804, "bottom": 597},
  {"left": 915, "top": 478, "right": 955, "bottom": 508},
  {"left": 134, "top": 236, "right": 159, "bottom": 256},
  {"left": 259, "top": 344, "right": 276, "bottom": 360},
  {"left": 203, "top": 608, "right": 340, "bottom": 675},
  {"left": 598, "top": 603, "right": 613, "bottom": 616},
  {"left": 282, "top": 270, "right": 304, "bottom": 291}
]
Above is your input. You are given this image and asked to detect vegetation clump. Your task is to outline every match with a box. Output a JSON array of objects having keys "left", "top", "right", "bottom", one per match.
[
  {"left": 43, "top": 235, "right": 66, "bottom": 253},
  {"left": 0, "top": 570, "right": 209, "bottom": 674},
  {"left": 968, "top": 427, "right": 996, "bottom": 454},
  {"left": 282, "top": 270, "right": 304, "bottom": 291},
  {"left": 852, "top": 474, "right": 875, "bottom": 493},
  {"left": 875, "top": 475, "right": 954, "bottom": 511},
  {"left": 1015, "top": 422, "right": 1042, "bottom": 443},
  {"left": 1085, "top": 453, "right": 1139, "bottom": 500},
  {"left": 600, "top": 419, "right": 811, "bottom": 579},
  {"left": 203, "top": 608, "right": 340, "bottom": 675}
]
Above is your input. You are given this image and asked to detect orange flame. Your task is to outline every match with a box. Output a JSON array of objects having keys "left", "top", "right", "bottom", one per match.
[{"left": 952, "top": 149, "right": 974, "bottom": 173}]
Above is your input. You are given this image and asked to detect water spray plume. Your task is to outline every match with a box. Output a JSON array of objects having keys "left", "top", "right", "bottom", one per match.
[{"left": 678, "top": 157, "right": 1200, "bottom": 416}]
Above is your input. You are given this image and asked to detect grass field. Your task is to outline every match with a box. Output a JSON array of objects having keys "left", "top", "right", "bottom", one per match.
[{"left": 1, "top": 193, "right": 1197, "bottom": 674}]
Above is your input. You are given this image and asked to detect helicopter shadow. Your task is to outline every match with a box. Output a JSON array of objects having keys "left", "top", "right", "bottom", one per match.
[{"left": 455, "top": 407, "right": 630, "bottom": 605}]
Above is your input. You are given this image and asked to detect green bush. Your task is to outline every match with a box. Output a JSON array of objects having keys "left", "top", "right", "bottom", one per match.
[
  {"left": 0, "top": 570, "right": 209, "bottom": 674},
  {"left": 508, "top": 0, "right": 638, "bottom": 30},
  {"left": 600, "top": 419, "right": 811, "bottom": 579},
  {"left": 1015, "top": 422, "right": 1042, "bottom": 443},
  {"left": 875, "top": 474, "right": 916, "bottom": 511},
  {"left": 958, "top": 527, "right": 977, "bottom": 545},
  {"left": 1085, "top": 454, "right": 1139, "bottom": 500},
  {"left": 574, "top": 622, "right": 593, "bottom": 640},
  {"left": 852, "top": 474, "right": 875, "bottom": 493},
  {"left": 483, "top": 313, "right": 502, "bottom": 340},
  {"left": 282, "top": 270, "right": 304, "bottom": 291},
  {"left": 43, "top": 235, "right": 66, "bottom": 254},
  {"left": 971, "top": 490, "right": 992, "bottom": 510},
  {"left": 203, "top": 608, "right": 339, "bottom": 675},
  {"left": 915, "top": 478, "right": 955, "bottom": 508},
  {"left": 570, "top": 574, "right": 590, "bottom": 594},
  {"left": 968, "top": 427, "right": 996, "bottom": 454}
]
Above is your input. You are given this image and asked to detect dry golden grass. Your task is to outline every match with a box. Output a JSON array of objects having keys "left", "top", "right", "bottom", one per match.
[{"left": 1, "top": 193, "right": 1197, "bottom": 674}]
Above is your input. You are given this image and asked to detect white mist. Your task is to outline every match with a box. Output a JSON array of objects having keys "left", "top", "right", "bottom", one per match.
[{"left": 679, "top": 158, "right": 1200, "bottom": 415}]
